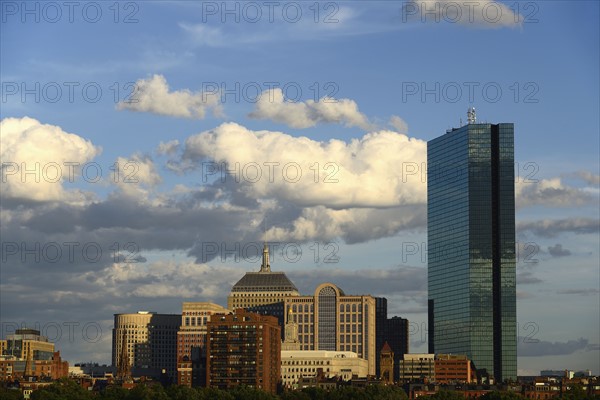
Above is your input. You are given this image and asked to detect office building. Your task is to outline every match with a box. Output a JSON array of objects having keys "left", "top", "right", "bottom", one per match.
[
  {"left": 427, "top": 111, "right": 517, "bottom": 381},
  {"left": 284, "top": 283, "right": 376, "bottom": 375},
  {"left": 177, "top": 302, "right": 229, "bottom": 387},
  {"left": 435, "top": 354, "right": 477, "bottom": 383},
  {"left": 206, "top": 309, "right": 281, "bottom": 394},
  {"left": 1, "top": 329, "right": 55, "bottom": 361},
  {"left": 375, "top": 297, "right": 387, "bottom": 377},
  {"left": 384, "top": 316, "right": 409, "bottom": 382},
  {"left": 399, "top": 353, "right": 435, "bottom": 382},
  {"left": 112, "top": 311, "right": 181, "bottom": 380}
]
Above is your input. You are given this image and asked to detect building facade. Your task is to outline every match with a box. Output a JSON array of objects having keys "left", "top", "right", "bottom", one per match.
[
  {"left": 379, "top": 342, "right": 394, "bottom": 384},
  {"left": 112, "top": 311, "right": 181, "bottom": 380},
  {"left": 206, "top": 309, "right": 281, "bottom": 394},
  {"left": 177, "top": 302, "right": 230, "bottom": 387},
  {"left": 281, "top": 350, "right": 368, "bottom": 388},
  {"left": 375, "top": 297, "right": 387, "bottom": 378},
  {"left": 427, "top": 115, "right": 517, "bottom": 381},
  {"left": 0, "top": 351, "right": 68, "bottom": 381},
  {"left": 435, "top": 354, "right": 476, "bottom": 384},
  {"left": 383, "top": 316, "right": 409, "bottom": 382},
  {"left": 0, "top": 329, "right": 55, "bottom": 361},
  {"left": 283, "top": 283, "right": 376, "bottom": 375},
  {"left": 400, "top": 353, "right": 435, "bottom": 383}
]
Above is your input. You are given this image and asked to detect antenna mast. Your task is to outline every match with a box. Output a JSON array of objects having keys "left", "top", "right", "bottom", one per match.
[{"left": 467, "top": 107, "right": 476, "bottom": 124}]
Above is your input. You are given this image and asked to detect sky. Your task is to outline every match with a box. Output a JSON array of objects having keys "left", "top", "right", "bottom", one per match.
[{"left": 0, "top": 0, "right": 598, "bottom": 376}]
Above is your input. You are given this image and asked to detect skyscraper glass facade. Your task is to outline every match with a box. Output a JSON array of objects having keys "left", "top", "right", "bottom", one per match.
[{"left": 427, "top": 123, "right": 516, "bottom": 381}]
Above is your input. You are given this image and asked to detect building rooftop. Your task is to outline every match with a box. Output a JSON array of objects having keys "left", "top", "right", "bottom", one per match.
[
  {"left": 231, "top": 271, "right": 299, "bottom": 292},
  {"left": 230, "top": 243, "right": 299, "bottom": 293}
]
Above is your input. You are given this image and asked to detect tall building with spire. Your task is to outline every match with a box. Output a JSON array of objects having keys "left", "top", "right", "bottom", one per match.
[
  {"left": 227, "top": 243, "right": 300, "bottom": 330},
  {"left": 427, "top": 111, "right": 517, "bottom": 381}
]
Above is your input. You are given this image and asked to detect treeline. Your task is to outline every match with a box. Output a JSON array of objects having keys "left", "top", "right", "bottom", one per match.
[
  {"left": 1, "top": 380, "right": 599, "bottom": 400},
  {"left": 2, "top": 380, "right": 409, "bottom": 400}
]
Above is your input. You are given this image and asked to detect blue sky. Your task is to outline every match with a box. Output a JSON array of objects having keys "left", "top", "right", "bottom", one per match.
[{"left": 1, "top": 1, "right": 598, "bottom": 376}]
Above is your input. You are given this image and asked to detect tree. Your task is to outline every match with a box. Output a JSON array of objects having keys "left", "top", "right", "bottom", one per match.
[
  {"left": 365, "top": 384, "right": 409, "bottom": 400},
  {"left": 0, "top": 386, "right": 24, "bottom": 400},
  {"left": 419, "top": 389, "right": 466, "bottom": 400},
  {"left": 480, "top": 391, "right": 524, "bottom": 400},
  {"left": 279, "top": 390, "right": 312, "bottom": 400},
  {"left": 30, "top": 378, "right": 92, "bottom": 400},
  {"left": 229, "top": 385, "right": 279, "bottom": 400},
  {"left": 125, "top": 384, "right": 170, "bottom": 400},
  {"left": 196, "top": 387, "right": 234, "bottom": 400},
  {"left": 165, "top": 385, "right": 202, "bottom": 400},
  {"left": 97, "top": 386, "right": 130, "bottom": 400}
]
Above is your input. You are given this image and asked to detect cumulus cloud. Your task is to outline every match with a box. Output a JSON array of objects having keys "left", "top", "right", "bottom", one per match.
[
  {"left": 156, "top": 140, "right": 180, "bottom": 156},
  {"left": 264, "top": 205, "right": 425, "bottom": 243},
  {"left": 110, "top": 154, "right": 162, "bottom": 200},
  {"left": 249, "top": 88, "right": 374, "bottom": 130},
  {"left": 518, "top": 218, "right": 599, "bottom": 238},
  {"left": 516, "top": 178, "right": 594, "bottom": 208},
  {"left": 403, "top": 0, "right": 523, "bottom": 29},
  {"left": 180, "top": 122, "right": 427, "bottom": 209},
  {"left": 547, "top": 243, "right": 572, "bottom": 257},
  {"left": 117, "top": 74, "right": 222, "bottom": 119},
  {"left": 0, "top": 117, "right": 101, "bottom": 203}
]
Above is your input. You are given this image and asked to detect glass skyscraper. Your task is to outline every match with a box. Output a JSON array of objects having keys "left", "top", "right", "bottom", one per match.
[{"left": 427, "top": 121, "right": 517, "bottom": 382}]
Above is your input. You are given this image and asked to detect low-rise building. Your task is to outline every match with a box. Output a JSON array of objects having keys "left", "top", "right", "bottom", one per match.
[
  {"left": 399, "top": 353, "right": 435, "bottom": 383},
  {"left": 435, "top": 354, "right": 477, "bottom": 384},
  {"left": 281, "top": 350, "right": 369, "bottom": 389}
]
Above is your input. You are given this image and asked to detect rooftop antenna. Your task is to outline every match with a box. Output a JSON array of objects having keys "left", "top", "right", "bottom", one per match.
[{"left": 467, "top": 107, "right": 476, "bottom": 124}]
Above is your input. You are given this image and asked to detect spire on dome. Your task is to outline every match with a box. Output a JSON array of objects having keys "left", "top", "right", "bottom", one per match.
[{"left": 260, "top": 242, "right": 271, "bottom": 273}]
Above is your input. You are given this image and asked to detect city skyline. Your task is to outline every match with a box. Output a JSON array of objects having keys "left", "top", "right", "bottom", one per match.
[{"left": 1, "top": 0, "right": 599, "bottom": 377}]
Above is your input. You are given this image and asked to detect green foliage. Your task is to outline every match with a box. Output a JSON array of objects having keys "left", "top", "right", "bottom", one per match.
[
  {"left": 0, "top": 386, "right": 24, "bottom": 400},
  {"left": 97, "top": 386, "right": 130, "bottom": 400},
  {"left": 479, "top": 391, "right": 523, "bottom": 400},
  {"left": 419, "top": 389, "right": 467, "bottom": 400},
  {"left": 124, "top": 384, "right": 170, "bottom": 400},
  {"left": 279, "top": 390, "right": 312, "bottom": 400},
  {"left": 299, "top": 386, "right": 328, "bottom": 400},
  {"left": 559, "top": 384, "right": 599, "bottom": 400},
  {"left": 165, "top": 385, "right": 202, "bottom": 400},
  {"left": 229, "top": 385, "right": 279, "bottom": 400},
  {"left": 30, "top": 378, "right": 92, "bottom": 400}
]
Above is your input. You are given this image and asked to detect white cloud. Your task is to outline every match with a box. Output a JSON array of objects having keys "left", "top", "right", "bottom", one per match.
[
  {"left": 516, "top": 178, "right": 594, "bottom": 208},
  {"left": 403, "top": 0, "right": 523, "bottom": 29},
  {"left": 249, "top": 88, "right": 374, "bottom": 130},
  {"left": 181, "top": 122, "right": 426, "bottom": 209},
  {"left": 517, "top": 218, "right": 599, "bottom": 238},
  {"left": 573, "top": 170, "right": 600, "bottom": 186},
  {"left": 389, "top": 115, "right": 409, "bottom": 133},
  {"left": 156, "top": 140, "right": 180, "bottom": 156},
  {"left": 117, "top": 74, "right": 222, "bottom": 119},
  {"left": 0, "top": 117, "right": 101, "bottom": 203},
  {"left": 110, "top": 154, "right": 162, "bottom": 201}
]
